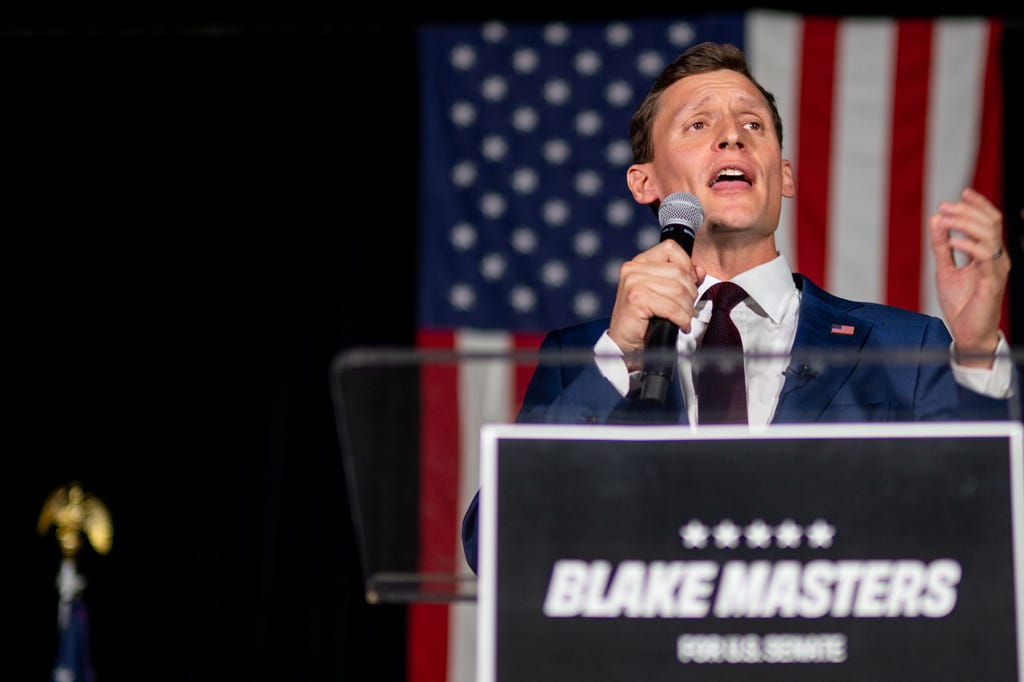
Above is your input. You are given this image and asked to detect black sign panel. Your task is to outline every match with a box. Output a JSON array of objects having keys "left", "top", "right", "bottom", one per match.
[{"left": 477, "top": 423, "right": 1024, "bottom": 682}]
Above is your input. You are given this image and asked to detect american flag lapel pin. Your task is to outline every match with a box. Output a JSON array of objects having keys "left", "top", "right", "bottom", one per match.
[{"left": 831, "top": 323, "right": 855, "bottom": 335}]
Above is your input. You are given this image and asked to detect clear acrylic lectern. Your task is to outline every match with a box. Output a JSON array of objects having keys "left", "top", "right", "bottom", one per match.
[{"left": 329, "top": 343, "right": 1022, "bottom": 609}]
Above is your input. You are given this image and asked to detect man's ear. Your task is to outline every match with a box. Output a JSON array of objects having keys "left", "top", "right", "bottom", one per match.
[
  {"left": 781, "top": 159, "right": 795, "bottom": 198},
  {"left": 626, "top": 163, "right": 659, "bottom": 204}
]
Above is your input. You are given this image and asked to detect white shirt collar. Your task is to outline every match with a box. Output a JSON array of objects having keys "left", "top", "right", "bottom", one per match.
[{"left": 698, "top": 252, "right": 796, "bottom": 323}]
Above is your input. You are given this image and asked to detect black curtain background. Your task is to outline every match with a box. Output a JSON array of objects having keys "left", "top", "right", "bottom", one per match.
[
  {"left": 6, "top": 10, "right": 1022, "bottom": 682},
  {"left": 8, "top": 23, "right": 415, "bottom": 682}
]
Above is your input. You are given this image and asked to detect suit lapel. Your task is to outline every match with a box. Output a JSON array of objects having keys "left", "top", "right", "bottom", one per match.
[{"left": 772, "top": 276, "right": 871, "bottom": 424}]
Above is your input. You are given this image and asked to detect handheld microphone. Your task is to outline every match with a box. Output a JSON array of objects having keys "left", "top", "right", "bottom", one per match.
[{"left": 639, "top": 192, "right": 704, "bottom": 404}]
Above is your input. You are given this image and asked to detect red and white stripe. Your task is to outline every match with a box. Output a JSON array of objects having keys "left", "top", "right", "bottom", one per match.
[
  {"left": 748, "top": 11, "right": 1004, "bottom": 322},
  {"left": 411, "top": 329, "right": 542, "bottom": 682}
]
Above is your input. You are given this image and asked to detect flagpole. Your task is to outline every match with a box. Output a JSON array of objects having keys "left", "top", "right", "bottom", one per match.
[
  {"left": 55, "top": 557, "right": 86, "bottom": 630},
  {"left": 38, "top": 482, "right": 112, "bottom": 682}
]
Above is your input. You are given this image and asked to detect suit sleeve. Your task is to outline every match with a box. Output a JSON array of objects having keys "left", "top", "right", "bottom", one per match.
[
  {"left": 914, "top": 316, "right": 1013, "bottom": 421},
  {"left": 517, "top": 328, "right": 632, "bottom": 424},
  {"left": 462, "top": 490, "right": 479, "bottom": 574}
]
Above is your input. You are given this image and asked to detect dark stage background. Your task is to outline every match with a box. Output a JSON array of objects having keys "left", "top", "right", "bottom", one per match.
[{"left": 6, "top": 7, "right": 1022, "bottom": 682}]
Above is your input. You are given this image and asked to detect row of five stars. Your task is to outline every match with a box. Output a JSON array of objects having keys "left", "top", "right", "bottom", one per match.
[{"left": 679, "top": 518, "right": 837, "bottom": 550}]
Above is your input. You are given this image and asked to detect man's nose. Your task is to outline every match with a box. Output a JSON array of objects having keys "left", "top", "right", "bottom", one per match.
[{"left": 717, "top": 124, "right": 745, "bottom": 149}]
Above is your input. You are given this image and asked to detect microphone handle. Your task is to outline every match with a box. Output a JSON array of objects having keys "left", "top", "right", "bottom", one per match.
[
  {"left": 639, "top": 224, "right": 696, "bottom": 404},
  {"left": 639, "top": 317, "right": 679, "bottom": 403}
]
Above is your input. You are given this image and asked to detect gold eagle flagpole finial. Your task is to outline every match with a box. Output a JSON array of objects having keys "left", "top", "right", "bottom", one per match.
[
  {"left": 37, "top": 482, "right": 113, "bottom": 559},
  {"left": 38, "top": 483, "right": 111, "bottom": 682},
  {"left": 38, "top": 482, "right": 113, "bottom": 629}
]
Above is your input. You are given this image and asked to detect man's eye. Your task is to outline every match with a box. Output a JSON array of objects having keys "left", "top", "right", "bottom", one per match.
[
  {"left": 745, "top": 121, "right": 761, "bottom": 131},
  {"left": 691, "top": 121, "right": 705, "bottom": 130}
]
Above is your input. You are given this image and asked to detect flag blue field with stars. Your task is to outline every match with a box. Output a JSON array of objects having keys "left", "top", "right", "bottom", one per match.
[{"left": 417, "top": 15, "right": 745, "bottom": 334}]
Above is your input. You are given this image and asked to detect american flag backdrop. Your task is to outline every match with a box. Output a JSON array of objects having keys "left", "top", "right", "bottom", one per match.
[{"left": 411, "top": 10, "right": 1007, "bottom": 682}]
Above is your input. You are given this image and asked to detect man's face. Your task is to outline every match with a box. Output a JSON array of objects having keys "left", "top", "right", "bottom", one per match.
[{"left": 635, "top": 69, "right": 794, "bottom": 243}]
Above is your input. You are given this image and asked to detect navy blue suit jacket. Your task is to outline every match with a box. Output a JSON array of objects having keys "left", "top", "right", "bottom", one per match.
[{"left": 461, "top": 274, "right": 1009, "bottom": 572}]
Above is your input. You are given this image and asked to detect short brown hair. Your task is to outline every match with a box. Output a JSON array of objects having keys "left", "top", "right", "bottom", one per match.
[{"left": 629, "top": 42, "right": 784, "bottom": 164}]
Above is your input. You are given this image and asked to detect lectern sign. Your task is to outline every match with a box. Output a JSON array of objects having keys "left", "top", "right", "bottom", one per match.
[{"left": 476, "top": 422, "right": 1024, "bottom": 682}]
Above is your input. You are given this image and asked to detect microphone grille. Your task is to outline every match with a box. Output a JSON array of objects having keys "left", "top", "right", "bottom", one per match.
[{"left": 658, "top": 192, "right": 704, "bottom": 230}]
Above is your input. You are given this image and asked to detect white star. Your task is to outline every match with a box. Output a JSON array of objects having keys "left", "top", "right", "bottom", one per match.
[
  {"left": 679, "top": 519, "right": 709, "bottom": 549},
  {"left": 605, "top": 22, "right": 633, "bottom": 47},
  {"left": 575, "top": 110, "right": 602, "bottom": 137},
  {"left": 543, "top": 78, "right": 571, "bottom": 106},
  {"left": 542, "top": 138, "right": 571, "bottom": 165},
  {"left": 603, "top": 258, "right": 624, "bottom": 285},
  {"left": 667, "top": 21, "right": 697, "bottom": 47},
  {"left": 450, "top": 160, "right": 477, "bottom": 187},
  {"left": 605, "top": 80, "right": 634, "bottom": 107},
  {"left": 508, "top": 285, "right": 536, "bottom": 313},
  {"left": 540, "top": 260, "right": 568, "bottom": 287},
  {"left": 806, "top": 519, "right": 836, "bottom": 548},
  {"left": 636, "top": 225, "right": 659, "bottom": 250},
  {"left": 744, "top": 519, "right": 773, "bottom": 548},
  {"left": 542, "top": 22, "right": 570, "bottom": 46},
  {"left": 511, "top": 167, "right": 538, "bottom": 194},
  {"left": 480, "top": 75, "right": 508, "bottom": 102},
  {"left": 480, "top": 252, "right": 506, "bottom": 280},
  {"left": 482, "top": 21, "right": 508, "bottom": 43},
  {"left": 480, "top": 192, "right": 507, "bottom": 219},
  {"left": 574, "top": 169, "right": 602, "bottom": 196},
  {"left": 572, "top": 291, "right": 600, "bottom": 318},
  {"left": 712, "top": 519, "right": 741, "bottom": 548},
  {"left": 449, "top": 222, "right": 477, "bottom": 250},
  {"left": 775, "top": 519, "right": 803, "bottom": 548},
  {"left": 510, "top": 226, "right": 537, "bottom": 254},
  {"left": 449, "top": 283, "right": 475, "bottom": 311},
  {"left": 636, "top": 49, "right": 666, "bottom": 78},
  {"left": 511, "top": 105, "right": 538, "bottom": 133},
  {"left": 512, "top": 47, "right": 539, "bottom": 74},
  {"left": 573, "top": 229, "right": 601, "bottom": 257},
  {"left": 604, "top": 197, "right": 633, "bottom": 227},
  {"left": 480, "top": 134, "right": 508, "bottom": 162},
  {"left": 541, "top": 198, "right": 570, "bottom": 226},
  {"left": 449, "top": 100, "right": 476, "bottom": 127},
  {"left": 574, "top": 49, "right": 602, "bottom": 76},
  {"left": 605, "top": 140, "right": 633, "bottom": 169},
  {"left": 449, "top": 43, "right": 477, "bottom": 70}
]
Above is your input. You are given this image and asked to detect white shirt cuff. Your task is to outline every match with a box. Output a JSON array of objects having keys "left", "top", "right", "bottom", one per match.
[
  {"left": 594, "top": 331, "right": 637, "bottom": 397},
  {"left": 950, "top": 333, "right": 1014, "bottom": 399}
]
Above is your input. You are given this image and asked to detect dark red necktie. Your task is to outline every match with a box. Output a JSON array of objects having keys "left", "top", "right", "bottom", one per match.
[{"left": 695, "top": 281, "right": 748, "bottom": 424}]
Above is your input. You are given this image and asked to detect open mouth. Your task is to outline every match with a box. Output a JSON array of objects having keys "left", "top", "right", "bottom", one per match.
[{"left": 710, "top": 167, "right": 752, "bottom": 187}]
